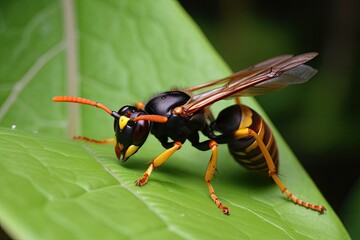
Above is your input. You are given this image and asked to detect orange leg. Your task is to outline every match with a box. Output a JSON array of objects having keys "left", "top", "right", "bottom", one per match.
[
  {"left": 235, "top": 128, "right": 326, "bottom": 213},
  {"left": 205, "top": 140, "right": 229, "bottom": 215},
  {"left": 73, "top": 136, "right": 114, "bottom": 144},
  {"left": 135, "top": 142, "right": 182, "bottom": 186}
]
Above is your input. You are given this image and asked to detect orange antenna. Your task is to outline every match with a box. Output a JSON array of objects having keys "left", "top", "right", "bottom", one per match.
[
  {"left": 133, "top": 115, "right": 168, "bottom": 123},
  {"left": 53, "top": 96, "right": 120, "bottom": 118}
]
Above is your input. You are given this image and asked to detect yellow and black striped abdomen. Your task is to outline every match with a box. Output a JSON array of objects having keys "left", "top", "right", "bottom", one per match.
[
  {"left": 212, "top": 104, "right": 278, "bottom": 172},
  {"left": 228, "top": 104, "right": 278, "bottom": 172}
]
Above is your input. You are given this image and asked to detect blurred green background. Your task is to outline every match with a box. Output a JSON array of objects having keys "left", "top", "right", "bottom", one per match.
[{"left": 179, "top": 0, "right": 359, "bottom": 236}]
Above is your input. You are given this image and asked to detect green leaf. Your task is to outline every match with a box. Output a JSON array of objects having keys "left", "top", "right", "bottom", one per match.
[
  {"left": 0, "top": 0, "right": 350, "bottom": 239},
  {"left": 341, "top": 179, "right": 360, "bottom": 239}
]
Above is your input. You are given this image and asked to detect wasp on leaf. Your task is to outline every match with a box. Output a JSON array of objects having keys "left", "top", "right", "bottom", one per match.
[{"left": 53, "top": 52, "right": 325, "bottom": 215}]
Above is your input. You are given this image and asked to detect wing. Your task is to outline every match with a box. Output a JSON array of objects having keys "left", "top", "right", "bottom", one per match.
[
  {"left": 181, "top": 52, "right": 318, "bottom": 117},
  {"left": 234, "top": 64, "right": 317, "bottom": 96},
  {"left": 182, "top": 54, "right": 295, "bottom": 94}
]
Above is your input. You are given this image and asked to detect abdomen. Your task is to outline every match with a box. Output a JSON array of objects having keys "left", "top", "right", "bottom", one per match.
[{"left": 214, "top": 104, "right": 279, "bottom": 172}]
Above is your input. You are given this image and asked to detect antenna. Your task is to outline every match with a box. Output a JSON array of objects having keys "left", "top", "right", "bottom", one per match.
[
  {"left": 52, "top": 96, "right": 120, "bottom": 118},
  {"left": 53, "top": 96, "right": 168, "bottom": 123}
]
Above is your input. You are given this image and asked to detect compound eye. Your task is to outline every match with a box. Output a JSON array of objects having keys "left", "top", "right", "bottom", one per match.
[{"left": 132, "top": 119, "right": 150, "bottom": 145}]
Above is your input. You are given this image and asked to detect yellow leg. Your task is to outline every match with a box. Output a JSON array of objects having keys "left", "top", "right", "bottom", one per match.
[
  {"left": 235, "top": 128, "right": 326, "bottom": 213},
  {"left": 205, "top": 140, "right": 229, "bottom": 215},
  {"left": 135, "top": 142, "right": 182, "bottom": 186}
]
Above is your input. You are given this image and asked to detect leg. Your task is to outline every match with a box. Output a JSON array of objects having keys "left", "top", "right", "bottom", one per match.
[
  {"left": 205, "top": 140, "right": 229, "bottom": 215},
  {"left": 135, "top": 141, "right": 182, "bottom": 186},
  {"left": 73, "top": 136, "right": 114, "bottom": 144},
  {"left": 188, "top": 132, "right": 212, "bottom": 151},
  {"left": 75, "top": 136, "right": 122, "bottom": 160},
  {"left": 235, "top": 128, "right": 326, "bottom": 213}
]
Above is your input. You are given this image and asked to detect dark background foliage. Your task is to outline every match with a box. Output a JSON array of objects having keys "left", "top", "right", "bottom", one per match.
[{"left": 180, "top": 0, "right": 359, "bottom": 235}]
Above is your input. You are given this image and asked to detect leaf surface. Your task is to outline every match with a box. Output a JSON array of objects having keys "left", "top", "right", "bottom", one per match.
[{"left": 0, "top": 0, "right": 350, "bottom": 239}]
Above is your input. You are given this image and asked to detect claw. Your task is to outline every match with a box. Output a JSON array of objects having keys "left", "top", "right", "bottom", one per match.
[
  {"left": 221, "top": 206, "right": 230, "bottom": 215},
  {"left": 135, "top": 174, "right": 149, "bottom": 186}
]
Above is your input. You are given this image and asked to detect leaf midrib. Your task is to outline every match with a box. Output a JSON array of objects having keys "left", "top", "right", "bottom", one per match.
[{"left": 61, "top": 0, "right": 80, "bottom": 136}]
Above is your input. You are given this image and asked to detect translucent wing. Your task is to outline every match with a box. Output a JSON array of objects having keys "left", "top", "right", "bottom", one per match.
[
  {"left": 235, "top": 64, "right": 317, "bottom": 96},
  {"left": 183, "top": 54, "right": 295, "bottom": 93},
  {"left": 181, "top": 52, "right": 318, "bottom": 117}
]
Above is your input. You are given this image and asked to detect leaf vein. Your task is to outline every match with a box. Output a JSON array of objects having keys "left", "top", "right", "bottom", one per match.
[{"left": 0, "top": 42, "right": 65, "bottom": 121}]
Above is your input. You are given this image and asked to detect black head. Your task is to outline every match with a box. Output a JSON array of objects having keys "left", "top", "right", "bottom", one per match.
[
  {"left": 113, "top": 106, "right": 151, "bottom": 161},
  {"left": 52, "top": 96, "right": 167, "bottom": 161}
]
